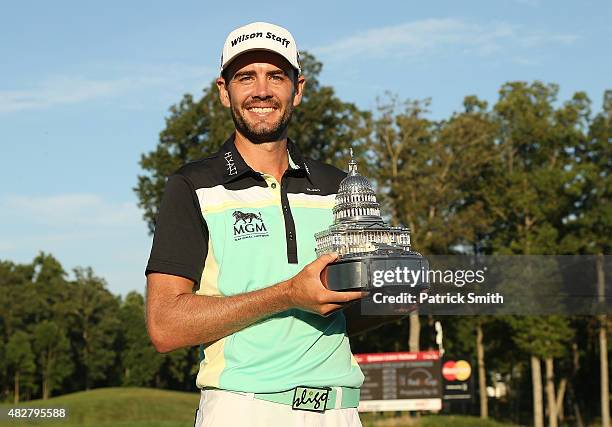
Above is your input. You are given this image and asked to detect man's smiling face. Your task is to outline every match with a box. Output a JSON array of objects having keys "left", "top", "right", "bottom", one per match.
[{"left": 217, "top": 51, "right": 305, "bottom": 144}]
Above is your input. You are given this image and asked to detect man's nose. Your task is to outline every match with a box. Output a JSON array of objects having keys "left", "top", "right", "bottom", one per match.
[{"left": 253, "top": 76, "right": 272, "bottom": 98}]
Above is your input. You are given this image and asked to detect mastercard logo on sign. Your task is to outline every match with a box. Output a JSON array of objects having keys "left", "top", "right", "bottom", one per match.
[{"left": 442, "top": 360, "right": 471, "bottom": 381}]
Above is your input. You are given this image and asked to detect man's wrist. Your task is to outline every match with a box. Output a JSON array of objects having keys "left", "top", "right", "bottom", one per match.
[{"left": 274, "top": 278, "right": 294, "bottom": 312}]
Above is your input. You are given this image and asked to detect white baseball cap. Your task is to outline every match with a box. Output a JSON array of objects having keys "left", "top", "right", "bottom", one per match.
[{"left": 220, "top": 22, "right": 301, "bottom": 75}]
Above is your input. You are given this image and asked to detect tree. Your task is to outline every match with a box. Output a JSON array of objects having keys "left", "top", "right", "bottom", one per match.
[
  {"left": 0, "top": 260, "right": 35, "bottom": 400},
  {"left": 561, "top": 90, "right": 611, "bottom": 427},
  {"left": 510, "top": 316, "right": 574, "bottom": 427},
  {"left": 118, "top": 292, "right": 164, "bottom": 386},
  {"left": 61, "top": 267, "right": 121, "bottom": 390},
  {"left": 484, "top": 82, "right": 592, "bottom": 427},
  {"left": 370, "top": 94, "right": 498, "bottom": 368},
  {"left": 5, "top": 331, "right": 35, "bottom": 403},
  {"left": 156, "top": 347, "right": 199, "bottom": 391},
  {"left": 32, "top": 321, "right": 73, "bottom": 399},
  {"left": 286, "top": 52, "right": 372, "bottom": 170},
  {"left": 369, "top": 95, "right": 432, "bottom": 352}
]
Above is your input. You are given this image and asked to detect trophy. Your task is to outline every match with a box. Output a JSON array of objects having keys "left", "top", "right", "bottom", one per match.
[{"left": 316, "top": 150, "right": 429, "bottom": 292}]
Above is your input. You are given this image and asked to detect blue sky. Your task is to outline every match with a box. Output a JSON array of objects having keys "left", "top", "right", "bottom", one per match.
[{"left": 1, "top": 0, "right": 610, "bottom": 296}]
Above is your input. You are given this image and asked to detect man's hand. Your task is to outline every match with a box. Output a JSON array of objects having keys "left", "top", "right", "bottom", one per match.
[{"left": 284, "top": 253, "right": 366, "bottom": 316}]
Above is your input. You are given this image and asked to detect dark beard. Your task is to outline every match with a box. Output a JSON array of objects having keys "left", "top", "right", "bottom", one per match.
[{"left": 230, "top": 98, "right": 294, "bottom": 144}]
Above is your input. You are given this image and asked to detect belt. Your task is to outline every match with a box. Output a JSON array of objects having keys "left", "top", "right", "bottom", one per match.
[{"left": 252, "top": 386, "right": 360, "bottom": 410}]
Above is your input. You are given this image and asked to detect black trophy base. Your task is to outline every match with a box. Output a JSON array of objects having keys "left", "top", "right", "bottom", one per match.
[{"left": 321, "top": 251, "right": 429, "bottom": 292}]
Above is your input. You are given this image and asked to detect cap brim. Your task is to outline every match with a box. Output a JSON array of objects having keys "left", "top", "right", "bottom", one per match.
[{"left": 221, "top": 48, "right": 300, "bottom": 75}]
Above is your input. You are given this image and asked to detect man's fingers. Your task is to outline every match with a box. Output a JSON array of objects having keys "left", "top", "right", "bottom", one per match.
[
  {"left": 321, "top": 290, "right": 366, "bottom": 303},
  {"left": 342, "top": 291, "right": 368, "bottom": 301}
]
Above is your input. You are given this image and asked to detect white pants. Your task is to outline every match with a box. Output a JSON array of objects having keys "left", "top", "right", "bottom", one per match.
[{"left": 194, "top": 389, "right": 362, "bottom": 427}]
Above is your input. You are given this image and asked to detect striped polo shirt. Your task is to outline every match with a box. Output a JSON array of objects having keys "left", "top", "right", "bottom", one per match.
[{"left": 146, "top": 134, "right": 364, "bottom": 393}]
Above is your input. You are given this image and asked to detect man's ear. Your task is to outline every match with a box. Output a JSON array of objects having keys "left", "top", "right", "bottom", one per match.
[
  {"left": 216, "top": 77, "right": 231, "bottom": 108},
  {"left": 293, "top": 75, "right": 306, "bottom": 107}
]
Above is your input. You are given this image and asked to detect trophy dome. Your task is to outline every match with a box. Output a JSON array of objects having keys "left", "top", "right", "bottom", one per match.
[
  {"left": 315, "top": 148, "right": 412, "bottom": 258},
  {"left": 333, "top": 150, "right": 384, "bottom": 223}
]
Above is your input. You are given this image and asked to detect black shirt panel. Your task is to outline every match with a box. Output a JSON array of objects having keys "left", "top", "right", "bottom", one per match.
[{"left": 145, "top": 174, "right": 209, "bottom": 284}]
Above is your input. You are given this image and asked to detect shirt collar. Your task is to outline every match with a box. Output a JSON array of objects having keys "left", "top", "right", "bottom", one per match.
[{"left": 220, "top": 134, "right": 312, "bottom": 184}]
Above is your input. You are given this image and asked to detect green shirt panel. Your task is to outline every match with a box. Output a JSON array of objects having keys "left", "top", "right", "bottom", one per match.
[{"left": 198, "top": 198, "right": 364, "bottom": 392}]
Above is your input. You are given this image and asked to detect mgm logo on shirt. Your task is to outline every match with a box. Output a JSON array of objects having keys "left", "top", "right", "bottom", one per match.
[{"left": 232, "top": 210, "right": 269, "bottom": 241}]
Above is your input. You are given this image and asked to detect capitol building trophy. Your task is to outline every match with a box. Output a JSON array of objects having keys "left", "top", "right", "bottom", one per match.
[{"left": 316, "top": 150, "right": 428, "bottom": 292}]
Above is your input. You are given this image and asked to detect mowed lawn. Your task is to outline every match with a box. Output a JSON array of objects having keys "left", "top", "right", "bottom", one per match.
[
  {"left": 0, "top": 387, "right": 200, "bottom": 427},
  {"left": 0, "top": 388, "right": 518, "bottom": 427}
]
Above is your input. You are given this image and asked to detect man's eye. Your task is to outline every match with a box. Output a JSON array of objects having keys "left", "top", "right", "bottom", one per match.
[
  {"left": 270, "top": 75, "right": 285, "bottom": 81},
  {"left": 237, "top": 75, "right": 253, "bottom": 82}
]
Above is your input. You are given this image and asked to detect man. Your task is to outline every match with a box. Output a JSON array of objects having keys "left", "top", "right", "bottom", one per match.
[{"left": 145, "top": 22, "right": 365, "bottom": 426}]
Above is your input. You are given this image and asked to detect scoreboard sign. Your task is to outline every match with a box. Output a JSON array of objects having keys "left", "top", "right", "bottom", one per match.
[{"left": 355, "top": 351, "right": 442, "bottom": 412}]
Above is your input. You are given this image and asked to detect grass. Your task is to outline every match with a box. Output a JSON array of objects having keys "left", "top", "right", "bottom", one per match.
[
  {"left": 0, "top": 387, "right": 199, "bottom": 427},
  {"left": 0, "top": 388, "right": 520, "bottom": 427},
  {"left": 361, "top": 412, "right": 518, "bottom": 427}
]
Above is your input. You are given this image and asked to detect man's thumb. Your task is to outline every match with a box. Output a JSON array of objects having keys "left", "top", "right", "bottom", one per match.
[{"left": 310, "top": 252, "right": 339, "bottom": 271}]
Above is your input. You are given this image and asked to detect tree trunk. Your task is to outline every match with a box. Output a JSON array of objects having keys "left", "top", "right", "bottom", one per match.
[
  {"left": 42, "top": 376, "right": 48, "bottom": 400},
  {"left": 574, "top": 402, "right": 585, "bottom": 427},
  {"left": 14, "top": 371, "right": 19, "bottom": 404},
  {"left": 531, "top": 355, "right": 544, "bottom": 427},
  {"left": 567, "top": 382, "right": 585, "bottom": 427},
  {"left": 409, "top": 312, "right": 420, "bottom": 352},
  {"left": 597, "top": 253, "right": 610, "bottom": 427},
  {"left": 477, "top": 322, "right": 488, "bottom": 419},
  {"left": 556, "top": 377, "right": 567, "bottom": 423},
  {"left": 600, "top": 319, "right": 610, "bottom": 427},
  {"left": 43, "top": 352, "right": 50, "bottom": 400},
  {"left": 545, "top": 357, "right": 557, "bottom": 427}
]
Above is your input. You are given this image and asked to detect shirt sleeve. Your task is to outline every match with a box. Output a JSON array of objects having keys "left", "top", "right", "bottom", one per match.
[{"left": 145, "top": 174, "right": 208, "bottom": 284}]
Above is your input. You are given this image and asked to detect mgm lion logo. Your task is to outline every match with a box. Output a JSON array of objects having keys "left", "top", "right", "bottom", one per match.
[
  {"left": 233, "top": 211, "right": 263, "bottom": 225},
  {"left": 232, "top": 210, "right": 268, "bottom": 240}
]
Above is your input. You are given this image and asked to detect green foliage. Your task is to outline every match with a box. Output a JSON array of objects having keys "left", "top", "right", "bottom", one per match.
[
  {"left": 562, "top": 90, "right": 611, "bottom": 255},
  {"left": 32, "top": 320, "right": 73, "bottom": 399},
  {"left": 0, "top": 254, "right": 199, "bottom": 402},
  {"left": 287, "top": 52, "right": 372, "bottom": 169},
  {"left": 5, "top": 331, "right": 36, "bottom": 399},
  {"left": 371, "top": 93, "right": 498, "bottom": 254},
  {"left": 61, "top": 267, "right": 121, "bottom": 390},
  {"left": 485, "top": 82, "right": 590, "bottom": 255},
  {"left": 509, "top": 316, "right": 574, "bottom": 359},
  {"left": 118, "top": 292, "right": 163, "bottom": 387},
  {"left": 366, "top": 81, "right": 607, "bottom": 423}
]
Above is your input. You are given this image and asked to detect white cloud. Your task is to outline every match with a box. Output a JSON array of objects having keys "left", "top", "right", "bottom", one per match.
[
  {"left": 0, "top": 77, "right": 143, "bottom": 113},
  {"left": 0, "top": 241, "right": 17, "bottom": 251},
  {"left": 0, "top": 63, "right": 213, "bottom": 113},
  {"left": 0, "top": 193, "right": 142, "bottom": 228},
  {"left": 313, "top": 18, "right": 578, "bottom": 60}
]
